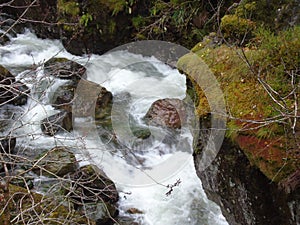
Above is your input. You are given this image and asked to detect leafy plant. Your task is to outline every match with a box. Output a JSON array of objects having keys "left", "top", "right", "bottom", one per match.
[{"left": 80, "top": 13, "right": 93, "bottom": 27}]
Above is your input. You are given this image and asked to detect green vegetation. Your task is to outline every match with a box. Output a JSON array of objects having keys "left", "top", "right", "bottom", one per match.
[
  {"left": 179, "top": 21, "right": 300, "bottom": 182},
  {"left": 80, "top": 13, "right": 93, "bottom": 27},
  {"left": 220, "top": 14, "right": 255, "bottom": 43},
  {"left": 57, "top": 0, "right": 80, "bottom": 16}
]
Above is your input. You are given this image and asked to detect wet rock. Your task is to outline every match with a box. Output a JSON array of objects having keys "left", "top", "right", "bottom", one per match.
[
  {"left": 51, "top": 80, "right": 77, "bottom": 112},
  {"left": 0, "top": 65, "right": 15, "bottom": 105},
  {"left": 0, "top": 65, "right": 29, "bottom": 106},
  {"left": 52, "top": 79, "right": 113, "bottom": 124},
  {"left": 0, "top": 32, "right": 10, "bottom": 46},
  {"left": 9, "top": 168, "right": 34, "bottom": 189},
  {"left": 144, "top": 98, "right": 187, "bottom": 129},
  {"left": 70, "top": 164, "right": 119, "bottom": 204},
  {"left": 0, "top": 136, "right": 16, "bottom": 153},
  {"left": 195, "top": 138, "right": 296, "bottom": 225},
  {"left": 0, "top": 14, "right": 24, "bottom": 45},
  {"left": 126, "top": 208, "right": 143, "bottom": 214},
  {"left": 0, "top": 184, "right": 95, "bottom": 224},
  {"left": 74, "top": 79, "right": 113, "bottom": 119},
  {"left": 44, "top": 58, "right": 86, "bottom": 80},
  {"left": 115, "top": 216, "right": 139, "bottom": 225},
  {"left": 131, "top": 125, "right": 151, "bottom": 140},
  {"left": 9, "top": 81, "right": 30, "bottom": 106},
  {"left": 85, "top": 202, "right": 118, "bottom": 225},
  {"left": 41, "top": 111, "right": 73, "bottom": 136},
  {"left": 33, "top": 146, "right": 77, "bottom": 177},
  {"left": 68, "top": 164, "right": 119, "bottom": 224}
]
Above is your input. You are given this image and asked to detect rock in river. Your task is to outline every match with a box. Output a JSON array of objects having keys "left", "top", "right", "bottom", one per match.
[{"left": 144, "top": 98, "right": 187, "bottom": 129}]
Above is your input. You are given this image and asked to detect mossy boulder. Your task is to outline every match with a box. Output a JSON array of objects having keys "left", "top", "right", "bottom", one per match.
[
  {"left": 178, "top": 27, "right": 300, "bottom": 224},
  {"left": 178, "top": 42, "right": 299, "bottom": 184},
  {"left": 44, "top": 57, "right": 86, "bottom": 80},
  {"left": 69, "top": 164, "right": 119, "bottom": 204},
  {"left": 32, "top": 146, "right": 77, "bottom": 177},
  {"left": 0, "top": 184, "right": 96, "bottom": 224},
  {"left": 68, "top": 165, "right": 119, "bottom": 223},
  {"left": 220, "top": 14, "right": 255, "bottom": 44}
]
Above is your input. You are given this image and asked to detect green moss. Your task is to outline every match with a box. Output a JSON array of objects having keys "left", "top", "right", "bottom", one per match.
[
  {"left": 57, "top": 0, "right": 80, "bottom": 16},
  {"left": 221, "top": 14, "right": 255, "bottom": 42},
  {"left": 132, "top": 15, "right": 146, "bottom": 29},
  {"left": 80, "top": 13, "right": 93, "bottom": 27},
  {"left": 0, "top": 184, "right": 95, "bottom": 224},
  {"left": 181, "top": 25, "right": 300, "bottom": 183}
]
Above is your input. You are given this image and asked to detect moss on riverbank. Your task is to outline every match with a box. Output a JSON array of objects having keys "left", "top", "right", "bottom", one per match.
[{"left": 178, "top": 26, "right": 300, "bottom": 183}]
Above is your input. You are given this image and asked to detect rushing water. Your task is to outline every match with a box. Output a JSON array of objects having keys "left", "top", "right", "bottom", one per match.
[{"left": 0, "top": 30, "right": 228, "bottom": 225}]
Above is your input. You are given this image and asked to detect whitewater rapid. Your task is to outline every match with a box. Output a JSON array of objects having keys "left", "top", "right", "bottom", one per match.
[{"left": 0, "top": 30, "right": 228, "bottom": 225}]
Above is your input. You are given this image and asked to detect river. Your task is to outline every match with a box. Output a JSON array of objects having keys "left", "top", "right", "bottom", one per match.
[{"left": 0, "top": 30, "right": 228, "bottom": 225}]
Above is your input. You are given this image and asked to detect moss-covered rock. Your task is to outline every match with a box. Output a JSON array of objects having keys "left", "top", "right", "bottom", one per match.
[
  {"left": 44, "top": 57, "right": 86, "bottom": 80},
  {"left": 69, "top": 164, "right": 119, "bottom": 204},
  {"left": 220, "top": 14, "right": 255, "bottom": 44},
  {"left": 0, "top": 184, "right": 96, "bottom": 224},
  {"left": 32, "top": 146, "right": 77, "bottom": 177},
  {"left": 178, "top": 24, "right": 300, "bottom": 225},
  {"left": 56, "top": 0, "right": 135, "bottom": 55},
  {"left": 178, "top": 36, "right": 299, "bottom": 183}
]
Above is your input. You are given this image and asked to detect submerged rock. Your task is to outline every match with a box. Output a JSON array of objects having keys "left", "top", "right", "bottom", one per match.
[
  {"left": 126, "top": 208, "right": 143, "bottom": 214},
  {"left": 144, "top": 98, "right": 187, "bottom": 129}
]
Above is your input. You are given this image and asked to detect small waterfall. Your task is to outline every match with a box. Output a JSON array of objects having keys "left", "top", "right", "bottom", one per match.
[{"left": 0, "top": 30, "right": 228, "bottom": 225}]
